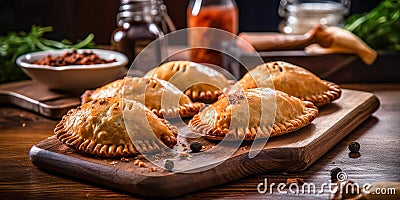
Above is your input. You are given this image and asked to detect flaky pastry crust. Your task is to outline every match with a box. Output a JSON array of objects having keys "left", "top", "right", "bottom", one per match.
[
  {"left": 55, "top": 98, "right": 178, "bottom": 157},
  {"left": 236, "top": 61, "right": 341, "bottom": 107},
  {"left": 81, "top": 77, "right": 204, "bottom": 118},
  {"left": 189, "top": 88, "right": 318, "bottom": 141},
  {"left": 144, "top": 61, "right": 230, "bottom": 103}
]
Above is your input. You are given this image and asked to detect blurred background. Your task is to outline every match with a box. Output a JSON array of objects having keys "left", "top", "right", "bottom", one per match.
[{"left": 0, "top": 0, "right": 382, "bottom": 45}]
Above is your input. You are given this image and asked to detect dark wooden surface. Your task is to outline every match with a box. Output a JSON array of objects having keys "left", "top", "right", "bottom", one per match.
[
  {"left": 1, "top": 84, "right": 399, "bottom": 199},
  {"left": 28, "top": 89, "right": 379, "bottom": 198}
]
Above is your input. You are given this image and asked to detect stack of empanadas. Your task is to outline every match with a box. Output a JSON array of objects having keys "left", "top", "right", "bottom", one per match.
[{"left": 54, "top": 60, "right": 341, "bottom": 157}]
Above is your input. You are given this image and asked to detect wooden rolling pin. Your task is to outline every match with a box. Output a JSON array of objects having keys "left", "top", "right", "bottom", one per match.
[
  {"left": 239, "top": 24, "right": 333, "bottom": 51},
  {"left": 238, "top": 24, "right": 377, "bottom": 65},
  {"left": 305, "top": 26, "right": 377, "bottom": 65}
]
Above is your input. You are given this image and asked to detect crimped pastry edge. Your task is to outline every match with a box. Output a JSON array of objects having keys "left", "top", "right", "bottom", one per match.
[
  {"left": 151, "top": 102, "right": 205, "bottom": 118},
  {"left": 302, "top": 80, "right": 342, "bottom": 107},
  {"left": 184, "top": 88, "right": 224, "bottom": 104},
  {"left": 188, "top": 100, "right": 318, "bottom": 141}
]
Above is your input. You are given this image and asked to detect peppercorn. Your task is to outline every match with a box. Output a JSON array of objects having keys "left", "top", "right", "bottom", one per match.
[
  {"left": 190, "top": 141, "right": 202, "bottom": 153},
  {"left": 348, "top": 142, "right": 360, "bottom": 153},
  {"left": 330, "top": 167, "right": 342, "bottom": 182},
  {"left": 164, "top": 160, "right": 174, "bottom": 171}
]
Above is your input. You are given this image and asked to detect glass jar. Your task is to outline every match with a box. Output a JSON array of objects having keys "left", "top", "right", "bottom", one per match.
[
  {"left": 278, "top": 0, "right": 351, "bottom": 34},
  {"left": 111, "top": 0, "right": 164, "bottom": 67},
  {"left": 151, "top": 0, "right": 176, "bottom": 34},
  {"left": 187, "top": 0, "right": 238, "bottom": 66}
]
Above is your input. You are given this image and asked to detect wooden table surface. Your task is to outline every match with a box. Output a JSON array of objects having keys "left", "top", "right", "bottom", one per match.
[{"left": 0, "top": 84, "right": 399, "bottom": 199}]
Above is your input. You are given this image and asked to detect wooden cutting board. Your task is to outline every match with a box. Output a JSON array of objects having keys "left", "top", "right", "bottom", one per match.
[
  {"left": 29, "top": 89, "right": 379, "bottom": 198},
  {"left": 0, "top": 81, "right": 80, "bottom": 118}
]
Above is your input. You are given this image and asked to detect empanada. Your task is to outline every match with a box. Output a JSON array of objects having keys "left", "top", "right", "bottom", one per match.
[
  {"left": 189, "top": 88, "right": 318, "bottom": 140},
  {"left": 82, "top": 77, "right": 204, "bottom": 118},
  {"left": 144, "top": 61, "right": 230, "bottom": 103},
  {"left": 55, "top": 97, "right": 178, "bottom": 157},
  {"left": 235, "top": 61, "right": 341, "bottom": 106}
]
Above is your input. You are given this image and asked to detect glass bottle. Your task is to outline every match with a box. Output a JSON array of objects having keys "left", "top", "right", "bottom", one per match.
[
  {"left": 187, "top": 0, "right": 238, "bottom": 66},
  {"left": 151, "top": 0, "right": 176, "bottom": 34},
  {"left": 111, "top": 0, "right": 164, "bottom": 67}
]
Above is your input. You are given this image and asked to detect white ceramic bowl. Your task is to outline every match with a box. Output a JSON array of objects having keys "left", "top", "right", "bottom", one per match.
[{"left": 16, "top": 49, "right": 128, "bottom": 92}]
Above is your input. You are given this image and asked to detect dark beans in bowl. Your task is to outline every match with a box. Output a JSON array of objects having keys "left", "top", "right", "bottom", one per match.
[{"left": 33, "top": 49, "right": 116, "bottom": 66}]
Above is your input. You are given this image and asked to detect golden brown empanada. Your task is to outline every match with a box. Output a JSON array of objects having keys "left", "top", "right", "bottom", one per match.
[
  {"left": 189, "top": 88, "right": 318, "bottom": 141},
  {"left": 144, "top": 61, "right": 230, "bottom": 103},
  {"left": 55, "top": 97, "right": 178, "bottom": 157},
  {"left": 82, "top": 77, "right": 204, "bottom": 118},
  {"left": 235, "top": 61, "right": 341, "bottom": 107}
]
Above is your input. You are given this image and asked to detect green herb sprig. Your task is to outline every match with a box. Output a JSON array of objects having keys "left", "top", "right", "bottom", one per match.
[
  {"left": 345, "top": 0, "right": 400, "bottom": 51},
  {"left": 0, "top": 25, "right": 96, "bottom": 83}
]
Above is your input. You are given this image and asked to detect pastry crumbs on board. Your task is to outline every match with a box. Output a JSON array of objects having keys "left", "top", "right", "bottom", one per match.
[
  {"left": 179, "top": 152, "right": 190, "bottom": 158},
  {"left": 133, "top": 159, "right": 141, "bottom": 165}
]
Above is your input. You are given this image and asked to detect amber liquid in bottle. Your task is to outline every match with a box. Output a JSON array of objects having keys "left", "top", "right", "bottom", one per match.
[{"left": 187, "top": 4, "right": 238, "bottom": 66}]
